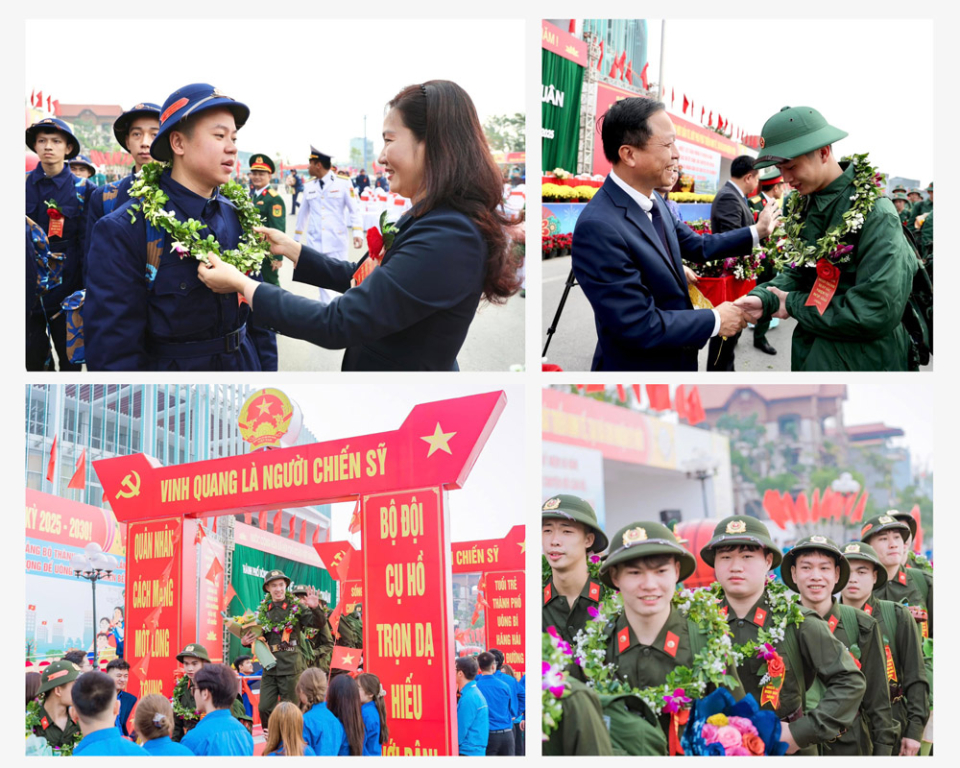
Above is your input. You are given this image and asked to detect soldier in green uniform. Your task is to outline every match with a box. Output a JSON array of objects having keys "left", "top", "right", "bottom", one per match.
[
  {"left": 28, "top": 659, "right": 83, "bottom": 752},
  {"left": 248, "top": 154, "right": 285, "bottom": 286},
  {"left": 889, "top": 510, "right": 933, "bottom": 574},
  {"left": 700, "top": 515, "right": 865, "bottom": 755},
  {"left": 737, "top": 106, "right": 918, "bottom": 371},
  {"left": 839, "top": 541, "right": 929, "bottom": 756},
  {"left": 748, "top": 167, "right": 786, "bottom": 356},
  {"left": 600, "top": 521, "right": 745, "bottom": 750},
  {"left": 172, "top": 643, "right": 249, "bottom": 741},
  {"left": 892, "top": 192, "right": 912, "bottom": 226},
  {"left": 541, "top": 494, "right": 609, "bottom": 646},
  {"left": 336, "top": 603, "right": 363, "bottom": 650},
  {"left": 780, "top": 535, "right": 894, "bottom": 755},
  {"left": 293, "top": 583, "right": 335, "bottom": 671},
  {"left": 242, "top": 569, "right": 327, "bottom": 726},
  {"left": 907, "top": 187, "right": 927, "bottom": 225}
]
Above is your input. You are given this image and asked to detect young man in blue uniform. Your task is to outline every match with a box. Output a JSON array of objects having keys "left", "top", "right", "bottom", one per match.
[
  {"left": 25, "top": 117, "right": 95, "bottom": 370},
  {"left": 180, "top": 663, "right": 254, "bottom": 756},
  {"left": 455, "top": 656, "right": 488, "bottom": 756},
  {"left": 84, "top": 102, "right": 161, "bottom": 274},
  {"left": 474, "top": 651, "right": 517, "bottom": 755},
  {"left": 71, "top": 671, "right": 148, "bottom": 756},
  {"left": 83, "top": 83, "right": 277, "bottom": 371}
]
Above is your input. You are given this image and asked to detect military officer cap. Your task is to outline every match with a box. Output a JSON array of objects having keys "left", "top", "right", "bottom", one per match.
[
  {"left": 753, "top": 106, "right": 848, "bottom": 170},
  {"left": 541, "top": 494, "right": 609, "bottom": 553},
  {"left": 839, "top": 540, "right": 888, "bottom": 589},
  {"left": 113, "top": 102, "right": 162, "bottom": 148},
  {"left": 38, "top": 659, "right": 82, "bottom": 695},
  {"left": 309, "top": 146, "right": 332, "bottom": 166},
  {"left": 759, "top": 166, "right": 784, "bottom": 186},
  {"left": 263, "top": 568, "right": 292, "bottom": 592},
  {"left": 888, "top": 510, "right": 918, "bottom": 540},
  {"left": 859, "top": 513, "right": 910, "bottom": 544},
  {"left": 151, "top": 83, "right": 250, "bottom": 163},
  {"left": 700, "top": 515, "right": 782, "bottom": 568},
  {"left": 26, "top": 117, "right": 82, "bottom": 160},
  {"left": 249, "top": 154, "right": 277, "bottom": 174},
  {"left": 69, "top": 154, "right": 96, "bottom": 175},
  {"left": 780, "top": 534, "right": 850, "bottom": 593},
  {"left": 599, "top": 521, "right": 696, "bottom": 588},
  {"left": 891, "top": 183, "right": 907, "bottom": 194},
  {"left": 176, "top": 643, "right": 212, "bottom": 663}
]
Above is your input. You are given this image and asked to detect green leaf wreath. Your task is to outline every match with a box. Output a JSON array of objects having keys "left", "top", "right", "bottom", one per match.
[
  {"left": 256, "top": 590, "right": 305, "bottom": 635},
  {"left": 25, "top": 695, "right": 83, "bottom": 756},
  {"left": 172, "top": 673, "right": 201, "bottom": 722}
]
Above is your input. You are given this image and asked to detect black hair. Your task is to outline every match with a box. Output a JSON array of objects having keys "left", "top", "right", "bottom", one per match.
[
  {"left": 105, "top": 658, "right": 130, "bottom": 673},
  {"left": 233, "top": 655, "right": 252, "bottom": 673},
  {"left": 793, "top": 548, "right": 841, "bottom": 569},
  {"left": 730, "top": 155, "right": 756, "bottom": 179},
  {"left": 71, "top": 671, "right": 116, "bottom": 719},
  {"left": 476, "top": 651, "right": 495, "bottom": 672},
  {"left": 193, "top": 664, "right": 239, "bottom": 709},
  {"left": 326, "top": 674, "right": 365, "bottom": 756},
  {"left": 599, "top": 98, "right": 666, "bottom": 164},
  {"left": 489, "top": 649, "right": 505, "bottom": 670},
  {"left": 455, "top": 656, "right": 479, "bottom": 680},
  {"left": 62, "top": 650, "right": 87, "bottom": 666}
]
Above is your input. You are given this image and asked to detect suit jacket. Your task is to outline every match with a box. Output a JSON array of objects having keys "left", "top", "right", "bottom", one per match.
[
  {"left": 252, "top": 207, "right": 486, "bottom": 370},
  {"left": 572, "top": 175, "right": 755, "bottom": 371},
  {"left": 711, "top": 181, "right": 755, "bottom": 238}
]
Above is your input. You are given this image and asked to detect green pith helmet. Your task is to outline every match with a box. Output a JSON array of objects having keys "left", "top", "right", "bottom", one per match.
[
  {"left": 263, "top": 569, "right": 292, "bottom": 592},
  {"left": 909, "top": 187, "right": 923, "bottom": 196},
  {"left": 38, "top": 659, "right": 82, "bottom": 695},
  {"left": 542, "top": 494, "right": 609, "bottom": 553},
  {"left": 859, "top": 513, "right": 910, "bottom": 545},
  {"left": 759, "top": 166, "right": 784, "bottom": 185},
  {"left": 840, "top": 540, "right": 888, "bottom": 589},
  {"left": 175, "top": 643, "right": 211, "bottom": 663},
  {"left": 700, "top": 515, "right": 782, "bottom": 568},
  {"left": 780, "top": 535, "right": 850, "bottom": 593},
  {"left": 753, "top": 106, "right": 848, "bottom": 169},
  {"left": 888, "top": 510, "right": 918, "bottom": 540},
  {"left": 292, "top": 584, "right": 309, "bottom": 596},
  {"left": 892, "top": 192, "right": 909, "bottom": 202},
  {"left": 891, "top": 183, "right": 907, "bottom": 194},
  {"left": 925, "top": 182, "right": 933, "bottom": 192},
  {"left": 599, "top": 521, "right": 696, "bottom": 588}
]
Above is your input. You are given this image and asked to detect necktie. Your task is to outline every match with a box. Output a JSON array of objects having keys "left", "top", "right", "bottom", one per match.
[
  {"left": 319, "top": 178, "right": 325, "bottom": 190},
  {"left": 650, "top": 201, "right": 670, "bottom": 256}
]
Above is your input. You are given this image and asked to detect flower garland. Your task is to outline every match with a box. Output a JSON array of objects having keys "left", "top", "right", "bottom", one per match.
[
  {"left": 257, "top": 590, "right": 304, "bottom": 635},
  {"left": 171, "top": 673, "right": 201, "bottom": 722},
  {"left": 573, "top": 587, "right": 740, "bottom": 716},
  {"left": 126, "top": 161, "right": 268, "bottom": 274},
  {"left": 542, "top": 629, "right": 573, "bottom": 741},
  {"left": 25, "top": 695, "right": 83, "bottom": 756},
  {"left": 754, "top": 153, "right": 882, "bottom": 272}
]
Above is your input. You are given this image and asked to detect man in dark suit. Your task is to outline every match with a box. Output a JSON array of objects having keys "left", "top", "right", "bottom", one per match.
[
  {"left": 572, "top": 98, "right": 780, "bottom": 371},
  {"left": 706, "top": 155, "right": 761, "bottom": 370}
]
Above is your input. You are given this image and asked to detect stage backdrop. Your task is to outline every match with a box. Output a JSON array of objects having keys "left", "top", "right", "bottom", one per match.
[{"left": 542, "top": 20, "right": 586, "bottom": 173}]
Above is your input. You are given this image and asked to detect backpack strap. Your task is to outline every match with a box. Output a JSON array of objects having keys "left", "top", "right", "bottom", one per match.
[
  {"left": 905, "top": 567, "right": 930, "bottom": 605},
  {"left": 835, "top": 604, "right": 861, "bottom": 656},
  {"left": 876, "top": 600, "right": 899, "bottom": 682}
]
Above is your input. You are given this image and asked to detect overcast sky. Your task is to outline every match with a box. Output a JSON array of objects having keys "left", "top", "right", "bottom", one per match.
[
  {"left": 645, "top": 18, "right": 934, "bottom": 182},
  {"left": 25, "top": 18, "right": 523, "bottom": 166},
  {"left": 264, "top": 380, "right": 525, "bottom": 546}
]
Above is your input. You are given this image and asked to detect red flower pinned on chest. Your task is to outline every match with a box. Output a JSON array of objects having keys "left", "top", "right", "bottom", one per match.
[{"left": 44, "top": 199, "right": 64, "bottom": 238}]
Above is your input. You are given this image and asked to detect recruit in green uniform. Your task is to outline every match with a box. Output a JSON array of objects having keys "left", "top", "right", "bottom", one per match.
[
  {"left": 293, "top": 583, "right": 335, "bottom": 670},
  {"left": 743, "top": 106, "right": 918, "bottom": 371},
  {"left": 700, "top": 515, "right": 865, "bottom": 755},
  {"left": 243, "top": 569, "right": 327, "bottom": 724},
  {"left": 248, "top": 154, "right": 285, "bottom": 286},
  {"left": 542, "top": 494, "right": 609, "bottom": 647},
  {"left": 336, "top": 604, "right": 363, "bottom": 649},
  {"left": 840, "top": 541, "right": 930, "bottom": 756},
  {"left": 28, "top": 659, "right": 83, "bottom": 753},
  {"left": 171, "top": 643, "right": 248, "bottom": 740},
  {"left": 781, "top": 535, "right": 895, "bottom": 755}
]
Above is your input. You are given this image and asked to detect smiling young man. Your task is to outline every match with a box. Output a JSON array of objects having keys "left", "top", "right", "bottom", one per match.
[
  {"left": 601, "top": 521, "right": 744, "bottom": 746},
  {"left": 840, "top": 541, "right": 930, "bottom": 756},
  {"left": 780, "top": 535, "right": 895, "bottom": 755},
  {"left": 735, "top": 106, "right": 918, "bottom": 371},
  {"left": 83, "top": 83, "right": 276, "bottom": 371},
  {"left": 104, "top": 657, "right": 136, "bottom": 738},
  {"left": 25, "top": 117, "right": 95, "bottom": 371},
  {"left": 701, "top": 516, "right": 865, "bottom": 755},
  {"left": 541, "top": 495, "right": 609, "bottom": 646},
  {"left": 31, "top": 659, "right": 83, "bottom": 751}
]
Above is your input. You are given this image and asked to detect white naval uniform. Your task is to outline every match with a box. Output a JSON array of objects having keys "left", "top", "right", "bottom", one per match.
[{"left": 294, "top": 169, "right": 362, "bottom": 304}]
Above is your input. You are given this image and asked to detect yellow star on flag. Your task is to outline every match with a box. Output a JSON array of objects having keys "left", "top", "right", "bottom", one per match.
[
  {"left": 342, "top": 652, "right": 355, "bottom": 666},
  {"left": 518, "top": 540, "right": 526, "bottom": 554},
  {"left": 421, "top": 423, "right": 456, "bottom": 457}
]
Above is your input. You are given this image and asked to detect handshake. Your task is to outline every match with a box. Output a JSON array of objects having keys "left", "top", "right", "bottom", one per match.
[{"left": 715, "top": 287, "right": 790, "bottom": 337}]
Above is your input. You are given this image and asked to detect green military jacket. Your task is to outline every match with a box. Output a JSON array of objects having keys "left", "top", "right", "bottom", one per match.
[
  {"left": 542, "top": 574, "right": 605, "bottom": 647},
  {"left": 305, "top": 606, "right": 336, "bottom": 670},
  {"left": 251, "top": 187, "right": 285, "bottom": 286},
  {"left": 919, "top": 210, "right": 933, "bottom": 255},
  {"left": 259, "top": 598, "right": 326, "bottom": 676},
  {"left": 542, "top": 677, "right": 614, "bottom": 756},
  {"left": 873, "top": 565, "right": 932, "bottom": 638},
  {"left": 861, "top": 596, "right": 930, "bottom": 744},
  {"left": 34, "top": 705, "right": 82, "bottom": 750},
  {"left": 750, "top": 163, "right": 917, "bottom": 371},
  {"left": 605, "top": 607, "right": 745, "bottom": 740},
  {"left": 719, "top": 593, "right": 865, "bottom": 751},
  {"left": 911, "top": 199, "right": 932, "bottom": 224},
  {"left": 818, "top": 602, "right": 895, "bottom": 756},
  {"left": 337, "top": 612, "right": 363, "bottom": 649},
  {"left": 898, "top": 207, "right": 913, "bottom": 226}
]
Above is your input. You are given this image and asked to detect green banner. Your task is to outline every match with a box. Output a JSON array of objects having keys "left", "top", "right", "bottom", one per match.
[
  {"left": 227, "top": 543, "right": 337, "bottom": 664},
  {"left": 542, "top": 49, "right": 583, "bottom": 173}
]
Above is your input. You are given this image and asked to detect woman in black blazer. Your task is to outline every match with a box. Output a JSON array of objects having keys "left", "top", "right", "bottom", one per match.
[{"left": 198, "top": 80, "right": 520, "bottom": 371}]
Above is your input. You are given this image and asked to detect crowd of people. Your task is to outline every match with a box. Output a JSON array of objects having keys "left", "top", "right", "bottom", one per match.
[
  {"left": 542, "top": 495, "right": 933, "bottom": 756},
  {"left": 26, "top": 79, "right": 523, "bottom": 373},
  {"left": 569, "top": 99, "right": 933, "bottom": 372}
]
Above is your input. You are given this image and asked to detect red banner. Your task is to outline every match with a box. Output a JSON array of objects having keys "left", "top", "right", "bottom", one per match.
[
  {"left": 362, "top": 488, "right": 456, "bottom": 756},
  {"left": 483, "top": 569, "right": 525, "bottom": 674},
  {"left": 25, "top": 488, "right": 119, "bottom": 552},
  {"left": 451, "top": 525, "right": 525, "bottom": 574},
  {"left": 197, "top": 532, "right": 225, "bottom": 660},
  {"left": 541, "top": 19, "right": 587, "bottom": 66}
]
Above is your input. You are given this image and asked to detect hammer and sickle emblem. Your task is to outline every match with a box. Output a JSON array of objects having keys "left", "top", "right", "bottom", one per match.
[{"left": 116, "top": 471, "right": 141, "bottom": 499}]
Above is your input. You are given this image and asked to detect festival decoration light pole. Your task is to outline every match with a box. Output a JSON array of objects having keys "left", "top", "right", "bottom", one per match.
[
  {"left": 70, "top": 543, "right": 118, "bottom": 668},
  {"left": 684, "top": 452, "right": 720, "bottom": 518},
  {"left": 831, "top": 472, "right": 861, "bottom": 541}
]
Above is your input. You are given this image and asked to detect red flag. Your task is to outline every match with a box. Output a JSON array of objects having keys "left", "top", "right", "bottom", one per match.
[
  {"left": 330, "top": 645, "right": 361, "bottom": 672},
  {"left": 674, "top": 385, "right": 688, "bottom": 420},
  {"left": 272, "top": 511, "right": 282, "bottom": 535},
  {"left": 259, "top": 511, "right": 268, "bottom": 530},
  {"left": 686, "top": 386, "right": 705, "bottom": 425},
  {"left": 632, "top": 384, "right": 642, "bottom": 402},
  {"left": 781, "top": 494, "right": 796, "bottom": 525},
  {"left": 708, "top": 111, "right": 714, "bottom": 128},
  {"left": 348, "top": 501, "right": 362, "bottom": 534},
  {"left": 810, "top": 488, "right": 821, "bottom": 523},
  {"left": 67, "top": 449, "right": 86, "bottom": 490},
  {"left": 616, "top": 384, "right": 627, "bottom": 402},
  {"left": 682, "top": 94, "right": 689, "bottom": 114},
  {"left": 195, "top": 524, "right": 206, "bottom": 545},
  {"left": 221, "top": 584, "right": 237, "bottom": 612},
  {"left": 911, "top": 505, "right": 923, "bottom": 553},
  {"left": 842, "top": 493, "right": 857, "bottom": 519},
  {"left": 243, "top": 511, "right": 252, "bottom": 525},
  {"left": 300, "top": 520, "right": 307, "bottom": 544},
  {"left": 205, "top": 557, "right": 223, "bottom": 583},
  {"left": 289, "top": 516, "right": 296, "bottom": 539},
  {"left": 850, "top": 492, "right": 869, "bottom": 523},
  {"left": 624, "top": 60, "right": 634, "bottom": 84},
  {"left": 328, "top": 603, "right": 343, "bottom": 636},
  {"left": 646, "top": 385, "right": 670, "bottom": 411},
  {"left": 671, "top": 87, "right": 675, "bottom": 107},
  {"left": 763, "top": 490, "right": 786, "bottom": 530},
  {"left": 36, "top": 90, "right": 43, "bottom": 108},
  {"left": 46, "top": 436, "right": 57, "bottom": 482},
  {"left": 568, "top": 20, "right": 575, "bottom": 33},
  {"left": 30, "top": 88, "right": 35, "bottom": 105},
  {"left": 52, "top": 100, "right": 61, "bottom": 117},
  {"left": 584, "top": 384, "right": 605, "bottom": 393},
  {"left": 795, "top": 492, "right": 809, "bottom": 524},
  {"left": 212, "top": 516, "right": 218, "bottom": 534},
  {"left": 700, "top": 106, "right": 704, "bottom": 123},
  {"left": 640, "top": 62, "right": 649, "bottom": 90},
  {"left": 47, "top": 95, "right": 52, "bottom": 112},
  {"left": 608, "top": 59, "right": 620, "bottom": 79},
  {"left": 718, "top": 114, "right": 724, "bottom": 131},
  {"left": 597, "top": 40, "right": 604, "bottom": 71},
  {"left": 133, "top": 652, "right": 151, "bottom": 683},
  {"left": 312, "top": 525, "right": 320, "bottom": 545}
]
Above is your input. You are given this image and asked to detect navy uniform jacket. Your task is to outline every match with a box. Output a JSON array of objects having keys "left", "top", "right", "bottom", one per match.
[
  {"left": 572, "top": 175, "right": 754, "bottom": 371},
  {"left": 252, "top": 207, "right": 486, "bottom": 370},
  {"left": 116, "top": 690, "right": 137, "bottom": 737},
  {"left": 711, "top": 180, "right": 755, "bottom": 240},
  {"left": 85, "top": 174, "right": 136, "bottom": 268},
  {"left": 25, "top": 165, "right": 95, "bottom": 312},
  {"left": 84, "top": 169, "right": 277, "bottom": 371}
]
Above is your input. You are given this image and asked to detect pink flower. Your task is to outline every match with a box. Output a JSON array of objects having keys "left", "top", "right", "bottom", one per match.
[
  {"left": 589, "top": 554, "right": 601, "bottom": 564},
  {"left": 756, "top": 643, "right": 777, "bottom": 662},
  {"left": 701, "top": 724, "right": 719, "bottom": 744},
  {"left": 662, "top": 688, "right": 691, "bottom": 714},
  {"left": 726, "top": 746, "right": 752, "bottom": 756},
  {"left": 727, "top": 716, "right": 759, "bottom": 737},
  {"left": 832, "top": 244, "right": 854, "bottom": 259},
  {"left": 587, "top": 606, "right": 601, "bottom": 619},
  {"left": 716, "top": 725, "right": 743, "bottom": 750}
]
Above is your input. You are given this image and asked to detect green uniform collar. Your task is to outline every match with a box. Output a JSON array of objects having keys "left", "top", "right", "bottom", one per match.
[
  {"left": 614, "top": 604, "right": 684, "bottom": 656},
  {"left": 543, "top": 573, "right": 602, "bottom": 608},
  {"left": 810, "top": 163, "right": 855, "bottom": 213},
  {"left": 718, "top": 592, "right": 771, "bottom": 628}
]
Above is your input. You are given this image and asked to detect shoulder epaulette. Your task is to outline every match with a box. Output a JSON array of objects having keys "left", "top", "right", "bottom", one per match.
[{"left": 268, "top": 188, "right": 279, "bottom": 197}]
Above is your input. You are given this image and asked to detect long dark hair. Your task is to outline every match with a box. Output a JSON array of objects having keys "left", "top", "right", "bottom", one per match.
[
  {"left": 387, "top": 80, "right": 520, "bottom": 304},
  {"left": 326, "top": 674, "right": 365, "bottom": 756},
  {"left": 357, "top": 673, "right": 389, "bottom": 745}
]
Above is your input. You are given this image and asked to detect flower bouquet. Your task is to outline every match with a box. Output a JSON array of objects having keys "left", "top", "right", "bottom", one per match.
[
  {"left": 680, "top": 688, "right": 788, "bottom": 756},
  {"left": 224, "top": 609, "right": 277, "bottom": 670}
]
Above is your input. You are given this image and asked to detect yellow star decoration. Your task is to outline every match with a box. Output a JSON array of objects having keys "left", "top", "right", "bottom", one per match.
[
  {"left": 342, "top": 653, "right": 355, "bottom": 666},
  {"left": 421, "top": 423, "right": 456, "bottom": 457},
  {"left": 257, "top": 397, "right": 273, "bottom": 416},
  {"left": 518, "top": 540, "right": 526, "bottom": 554}
]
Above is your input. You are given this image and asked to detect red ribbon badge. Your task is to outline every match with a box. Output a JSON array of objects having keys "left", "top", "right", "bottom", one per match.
[
  {"left": 664, "top": 631, "right": 679, "bottom": 658},
  {"left": 618, "top": 626, "right": 630, "bottom": 653},
  {"left": 862, "top": 602, "right": 873, "bottom": 615},
  {"left": 898, "top": 571, "right": 907, "bottom": 585},
  {"left": 588, "top": 582, "right": 601, "bottom": 601},
  {"left": 46, "top": 208, "right": 64, "bottom": 238},
  {"left": 828, "top": 614, "right": 839, "bottom": 634},
  {"left": 40, "top": 716, "right": 49, "bottom": 730},
  {"left": 804, "top": 259, "right": 841, "bottom": 315},
  {"left": 754, "top": 607, "right": 767, "bottom": 627},
  {"left": 543, "top": 584, "right": 552, "bottom": 605}
]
